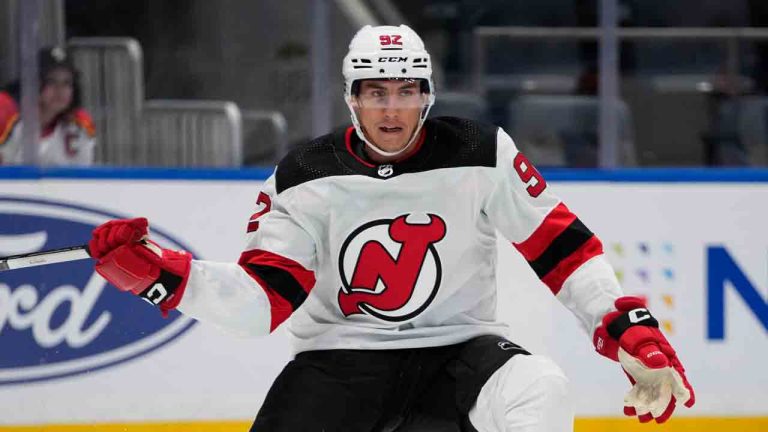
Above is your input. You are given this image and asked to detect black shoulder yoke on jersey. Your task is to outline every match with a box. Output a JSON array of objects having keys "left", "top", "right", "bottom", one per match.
[{"left": 275, "top": 116, "right": 498, "bottom": 194}]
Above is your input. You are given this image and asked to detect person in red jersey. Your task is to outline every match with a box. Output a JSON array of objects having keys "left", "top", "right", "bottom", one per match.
[
  {"left": 87, "top": 25, "right": 694, "bottom": 431},
  {"left": 0, "top": 46, "right": 96, "bottom": 166}
]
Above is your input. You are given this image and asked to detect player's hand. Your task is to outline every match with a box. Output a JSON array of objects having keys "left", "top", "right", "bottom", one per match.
[
  {"left": 89, "top": 218, "right": 192, "bottom": 315},
  {"left": 593, "top": 296, "right": 695, "bottom": 423}
]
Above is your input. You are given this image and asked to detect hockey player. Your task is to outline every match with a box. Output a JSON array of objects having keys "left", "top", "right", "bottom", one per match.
[
  {"left": 87, "top": 25, "right": 694, "bottom": 431},
  {"left": 0, "top": 46, "right": 96, "bottom": 166}
]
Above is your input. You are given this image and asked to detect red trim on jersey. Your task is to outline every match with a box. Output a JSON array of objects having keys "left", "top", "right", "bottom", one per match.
[
  {"left": 244, "top": 269, "right": 293, "bottom": 332},
  {"left": 345, "top": 126, "right": 376, "bottom": 168},
  {"left": 41, "top": 119, "right": 58, "bottom": 138},
  {"left": 513, "top": 202, "right": 577, "bottom": 261},
  {"left": 0, "top": 92, "right": 19, "bottom": 145},
  {"left": 344, "top": 125, "right": 427, "bottom": 167},
  {"left": 238, "top": 249, "right": 316, "bottom": 331},
  {"left": 396, "top": 128, "right": 426, "bottom": 163},
  {"left": 73, "top": 108, "right": 96, "bottom": 137},
  {"left": 541, "top": 235, "right": 604, "bottom": 294}
]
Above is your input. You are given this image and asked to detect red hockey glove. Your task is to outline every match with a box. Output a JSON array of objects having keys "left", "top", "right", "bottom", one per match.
[
  {"left": 593, "top": 296, "right": 695, "bottom": 423},
  {"left": 89, "top": 217, "right": 191, "bottom": 315}
]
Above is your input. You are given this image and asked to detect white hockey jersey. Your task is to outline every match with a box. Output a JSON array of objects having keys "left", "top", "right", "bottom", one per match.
[{"left": 178, "top": 117, "right": 623, "bottom": 353}]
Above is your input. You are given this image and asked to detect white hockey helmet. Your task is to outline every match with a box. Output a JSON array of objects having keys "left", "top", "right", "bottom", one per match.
[{"left": 342, "top": 25, "right": 435, "bottom": 158}]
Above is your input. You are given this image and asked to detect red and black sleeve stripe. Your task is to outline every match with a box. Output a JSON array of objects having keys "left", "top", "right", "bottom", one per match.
[
  {"left": 238, "top": 249, "right": 316, "bottom": 331},
  {"left": 513, "top": 203, "right": 604, "bottom": 294}
]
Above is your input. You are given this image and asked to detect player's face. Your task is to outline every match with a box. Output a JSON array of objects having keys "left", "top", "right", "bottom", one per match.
[
  {"left": 39, "top": 68, "right": 74, "bottom": 115},
  {"left": 353, "top": 79, "right": 427, "bottom": 154}
]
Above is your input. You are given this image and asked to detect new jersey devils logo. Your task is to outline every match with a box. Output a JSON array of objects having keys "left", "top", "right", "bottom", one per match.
[{"left": 338, "top": 214, "right": 446, "bottom": 322}]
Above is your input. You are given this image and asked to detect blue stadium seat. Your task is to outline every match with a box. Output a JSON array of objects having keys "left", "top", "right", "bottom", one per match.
[
  {"left": 507, "top": 95, "right": 635, "bottom": 167},
  {"left": 713, "top": 96, "right": 768, "bottom": 165}
]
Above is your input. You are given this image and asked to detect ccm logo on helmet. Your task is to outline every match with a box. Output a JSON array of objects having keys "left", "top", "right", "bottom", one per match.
[
  {"left": 379, "top": 57, "right": 408, "bottom": 63},
  {"left": 338, "top": 214, "right": 446, "bottom": 322}
]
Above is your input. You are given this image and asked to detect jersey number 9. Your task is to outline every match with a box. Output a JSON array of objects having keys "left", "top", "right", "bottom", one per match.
[{"left": 513, "top": 153, "right": 547, "bottom": 198}]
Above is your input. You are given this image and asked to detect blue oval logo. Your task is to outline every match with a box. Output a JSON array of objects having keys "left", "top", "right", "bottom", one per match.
[{"left": 0, "top": 196, "right": 197, "bottom": 385}]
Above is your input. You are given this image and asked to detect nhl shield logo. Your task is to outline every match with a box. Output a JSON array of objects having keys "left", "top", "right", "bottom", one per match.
[
  {"left": 338, "top": 214, "right": 446, "bottom": 321},
  {"left": 377, "top": 164, "right": 394, "bottom": 178}
]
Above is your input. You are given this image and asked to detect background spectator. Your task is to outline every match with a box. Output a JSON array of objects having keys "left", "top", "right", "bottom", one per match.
[{"left": 0, "top": 46, "right": 96, "bottom": 166}]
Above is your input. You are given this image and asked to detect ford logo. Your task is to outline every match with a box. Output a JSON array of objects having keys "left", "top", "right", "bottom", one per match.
[{"left": 0, "top": 196, "right": 197, "bottom": 385}]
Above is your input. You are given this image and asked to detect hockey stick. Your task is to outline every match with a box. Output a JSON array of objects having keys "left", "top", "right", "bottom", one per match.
[{"left": 0, "top": 245, "right": 92, "bottom": 272}]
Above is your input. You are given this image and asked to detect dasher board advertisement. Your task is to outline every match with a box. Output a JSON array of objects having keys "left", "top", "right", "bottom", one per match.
[{"left": 0, "top": 168, "right": 766, "bottom": 428}]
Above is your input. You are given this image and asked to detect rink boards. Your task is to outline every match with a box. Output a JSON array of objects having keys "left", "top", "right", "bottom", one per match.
[{"left": 0, "top": 167, "right": 766, "bottom": 430}]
